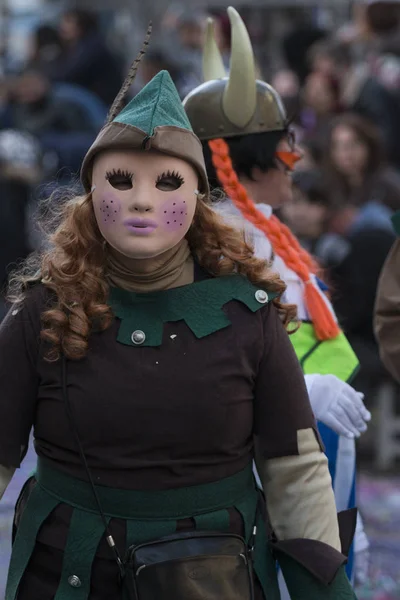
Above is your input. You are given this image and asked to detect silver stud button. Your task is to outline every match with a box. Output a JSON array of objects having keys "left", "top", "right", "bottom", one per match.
[
  {"left": 255, "top": 290, "right": 269, "bottom": 304},
  {"left": 68, "top": 575, "right": 82, "bottom": 588},
  {"left": 131, "top": 330, "right": 146, "bottom": 345}
]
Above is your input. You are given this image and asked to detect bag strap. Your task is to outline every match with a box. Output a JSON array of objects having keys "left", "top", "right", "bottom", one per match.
[{"left": 61, "top": 355, "right": 125, "bottom": 578}]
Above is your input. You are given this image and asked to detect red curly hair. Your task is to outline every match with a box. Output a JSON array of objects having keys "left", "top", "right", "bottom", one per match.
[
  {"left": 208, "top": 138, "right": 340, "bottom": 341},
  {"left": 8, "top": 190, "right": 297, "bottom": 361}
]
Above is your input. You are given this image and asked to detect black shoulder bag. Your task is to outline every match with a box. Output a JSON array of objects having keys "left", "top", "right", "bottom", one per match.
[{"left": 62, "top": 357, "right": 257, "bottom": 600}]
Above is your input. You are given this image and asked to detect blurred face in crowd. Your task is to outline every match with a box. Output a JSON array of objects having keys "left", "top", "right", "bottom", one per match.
[
  {"left": 13, "top": 73, "right": 50, "bottom": 104},
  {"left": 330, "top": 124, "right": 369, "bottom": 178},
  {"left": 310, "top": 53, "right": 337, "bottom": 79},
  {"left": 59, "top": 14, "right": 82, "bottom": 44},
  {"left": 245, "top": 137, "right": 298, "bottom": 208},
  {"left": 91, "top": 149, "right": 199, "bottom": 260},
  {"left": 303, "top": 73, "right": 336, "bottom": 116},
  {"left": 178, "top": 21, "right": 205, "bottom": 50},
  {"left": 271, "top": 70, "right": 300, "bottom": 99},
  {"left": 282, "top": 187, "right": 328, "bottom": 239},
  {"left": 328, "top": 204, "right": 358, "bottom": 236}
]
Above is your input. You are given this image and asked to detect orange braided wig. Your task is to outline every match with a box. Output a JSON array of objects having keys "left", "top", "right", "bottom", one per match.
[{"left": 208, "top": 137, "right": 340, "bottom": 341}]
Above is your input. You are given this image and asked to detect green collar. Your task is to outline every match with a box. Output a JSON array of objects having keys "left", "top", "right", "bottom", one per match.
[{"left": 108, "top": 274, "right": 277, "bottom": 347}]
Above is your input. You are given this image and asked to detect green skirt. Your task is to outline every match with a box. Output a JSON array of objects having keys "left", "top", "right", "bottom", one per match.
[{"left": 6, "top": 459, "right": 279, "bottom": 600}]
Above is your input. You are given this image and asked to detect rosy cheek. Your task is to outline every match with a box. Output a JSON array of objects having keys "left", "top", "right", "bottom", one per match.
[
  {"left": 160, "top": 197, "right": 189, "bottom": 232},
  {"left": 97, "top": 192, "right": 121, "bottom": 225}
]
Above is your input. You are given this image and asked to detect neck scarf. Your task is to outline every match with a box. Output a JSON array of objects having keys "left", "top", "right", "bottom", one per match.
[{"left": 106, "top": 239, "right": 194, "bottom": 293}]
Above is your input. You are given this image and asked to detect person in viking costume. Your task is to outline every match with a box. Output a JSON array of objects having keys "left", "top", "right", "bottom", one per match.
[
  {"left": 0, "top": 23, "right": 357, "bottom": 600},
  {"left": 183, "top": 6, "right": 371, "bottom": 590}
]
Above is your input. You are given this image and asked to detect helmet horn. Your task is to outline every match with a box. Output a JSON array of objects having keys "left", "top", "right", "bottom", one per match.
[
  {"left": 203, "top": 18, "right": 226, "bottom": 81},
  {"left": 222, "top": 7, "right": 257, "bottom": 128}
]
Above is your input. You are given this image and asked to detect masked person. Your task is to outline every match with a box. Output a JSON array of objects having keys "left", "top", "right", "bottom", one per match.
[
  {"left": 0, "top": 25, "right": 356, "bottom": 600},
  {"left": 183, "top": 7, "right": 370, "bottom": 590}
]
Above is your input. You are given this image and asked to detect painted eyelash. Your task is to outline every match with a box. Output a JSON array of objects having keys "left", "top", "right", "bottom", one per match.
[
  {"left": 156, "top": 170, "right": 185, "bottom": 185},
  {"left": 105, "top": 168, "right": 133, "bottom": 181}
]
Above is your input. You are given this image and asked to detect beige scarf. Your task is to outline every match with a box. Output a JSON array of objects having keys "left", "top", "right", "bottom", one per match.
[{"left": 106, "top": 239, "right": 194, "bottom": 293}]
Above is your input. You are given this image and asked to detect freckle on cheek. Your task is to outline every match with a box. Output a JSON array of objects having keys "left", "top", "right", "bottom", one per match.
[
  {"left": 98, "top": 193, "right": 121, "bottom": 225},
  {"left": 160, "top": 198, "right": 189, "bottom": 232}
]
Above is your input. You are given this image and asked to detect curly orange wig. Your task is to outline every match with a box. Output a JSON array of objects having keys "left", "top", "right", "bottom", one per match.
[
  {"left": 8, "top": 189, "right": 297, "bottom": 361},
  {"left": 208, "top": 138, "right": 340, "bottom": 341}
]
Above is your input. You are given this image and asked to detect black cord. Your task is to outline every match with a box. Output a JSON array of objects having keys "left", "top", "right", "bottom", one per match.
[{"left": 61, "top": 356, "right": 125, "bottom": 578}]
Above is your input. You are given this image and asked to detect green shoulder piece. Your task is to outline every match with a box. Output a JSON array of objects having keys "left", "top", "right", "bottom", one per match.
[
  {"left": 290, "top": 323, "right": 359, "bottom": 383},
  {"left": 392, "top": 210, "right": 400, "bottom": 237},
  {"left": 108, "top": 274, "right": 277, "bottom": 347}
]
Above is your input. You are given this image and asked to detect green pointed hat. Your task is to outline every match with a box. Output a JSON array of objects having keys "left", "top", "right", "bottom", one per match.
[{"left": 81, "top": 70, "right": 209, "bottom": 194}]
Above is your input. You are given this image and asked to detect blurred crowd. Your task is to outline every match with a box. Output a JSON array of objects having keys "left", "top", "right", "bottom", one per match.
[{"left": 1, "top": 1, "right": 400, "bottom": 418}]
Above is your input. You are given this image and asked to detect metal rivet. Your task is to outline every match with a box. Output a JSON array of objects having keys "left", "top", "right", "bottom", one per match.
[
  {"left": 68, "top": 575, "right": 82, "bottom": 588},
  {"left": 255, "top": 290, "right": 269, "bottom": 304},
  {"left": 131, "top": 330, "right": 146, "bottom": 345}
]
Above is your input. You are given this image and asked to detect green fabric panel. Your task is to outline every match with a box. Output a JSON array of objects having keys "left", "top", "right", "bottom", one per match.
[
  {"left": 290, "top": 324, "right": 359, "bottom": 383},
  {"left": 109, "top": 275, "right": 277, "bottom": 347},
  {"left": 278, "top": 557, "right": 357, "bottom": 600},
  {"left": 54, "top": 509, "right": 109, "bottom": 600},
  {"left": 392, "top": 210, "right": 400, "bottom": 236},
  {"left": 234, "top": 492, "right": 258, "bottom": 544},
  {"left": 114, "top": 71, "right": 192, "bottom": 134},
  {"left": 253, "top": 513, "right": 281, "bottom": 600},
  {"left": 37, "top": 459, "right": 254, "bottom": 519},
  {"left": 235, "top": 490, "right": 281, "bottom": 600},
  {"left": 6, "top": 483, "right": 60, "bottom": 600},
  {"left": 126, "top": 519, "right": 176, "bottom": 547},
  {"left": 194, "top": 509, "right": 229, "bottom": 531}
]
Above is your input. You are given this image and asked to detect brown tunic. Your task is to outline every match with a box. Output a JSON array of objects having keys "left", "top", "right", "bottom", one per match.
[
  {"left": 0, "top": 281, "right": 314, "bottom": 485},
  {"left": 0, "top": 275, "right": 317, "bottom": 598}
]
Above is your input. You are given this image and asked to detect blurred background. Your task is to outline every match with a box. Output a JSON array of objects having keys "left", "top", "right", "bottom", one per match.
[{"left": 1, "top": 0, "right": 400, "bottom": 598}]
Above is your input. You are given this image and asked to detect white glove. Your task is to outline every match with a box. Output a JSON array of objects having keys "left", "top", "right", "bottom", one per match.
[{"left": 305, "top": 374, "right": 371, "bottom": 439}]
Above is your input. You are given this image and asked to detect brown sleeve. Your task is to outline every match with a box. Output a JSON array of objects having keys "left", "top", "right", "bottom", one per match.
[
  {"left": 254, "top": 304, "right": 344, "bottom": 570},
  {"left": 374, "top": 239, "right": 400, "bottom": 383},
  {"left": 254, "top": 303, "right": 321, "bottom": 459},
  {"left": 0, "top": 285, "right": 44, "bottom": 467}
]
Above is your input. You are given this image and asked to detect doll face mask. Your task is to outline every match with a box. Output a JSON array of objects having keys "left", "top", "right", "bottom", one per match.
[{"left": 91, "top": 150, "right": 199, "bottom": 259}]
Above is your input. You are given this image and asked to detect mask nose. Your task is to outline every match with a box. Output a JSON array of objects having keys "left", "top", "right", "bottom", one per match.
[{"left": 129, "top": 191, "right": 153, "bottom": 213}]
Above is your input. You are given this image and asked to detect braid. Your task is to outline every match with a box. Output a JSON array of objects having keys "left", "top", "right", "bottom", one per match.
[{"left": 208, "top": 138, "right": 340, "bottom": 341}]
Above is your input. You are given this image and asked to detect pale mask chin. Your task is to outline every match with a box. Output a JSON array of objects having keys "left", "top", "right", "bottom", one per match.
[{"left": 90, "top": 149, "right": 201, "bottom": 260}]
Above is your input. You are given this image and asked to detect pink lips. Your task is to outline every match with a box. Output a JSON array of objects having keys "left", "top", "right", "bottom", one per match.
[{"left": 123, "top": 218, "right": 158, "bottom": 236}]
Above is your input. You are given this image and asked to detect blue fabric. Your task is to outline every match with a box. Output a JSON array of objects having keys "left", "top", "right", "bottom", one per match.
[
  {"left": 316, "top": 277, "right": 329, "bottom": 292},
  {"left": 317, "top": 422, "right": 356, "bottom": 581},
  {"left": 52, "top": 83, "right": 108, "bottom": 130}
]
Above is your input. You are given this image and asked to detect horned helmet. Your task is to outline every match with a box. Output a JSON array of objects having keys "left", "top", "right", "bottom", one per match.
[{"left": 183, "top": 7, "right": 287, "bottom": 141}]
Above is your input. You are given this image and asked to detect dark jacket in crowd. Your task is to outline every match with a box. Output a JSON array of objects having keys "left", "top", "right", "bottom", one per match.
[
  {"left": 344, "top": 70, "right": 400, "bottom": 169},
  {"left": 0, "top": 178, "right": 31, "bottom": 296},
  {"left": 48, "top": 32, "right": 123, "bottom": 106},
  {"left": 317, "top": 202, "right": 396, "bottom": 393},
  {"left": 325, "top": 167, "right": 400, "bottom": 214},
  {"left": 317, "top": 202, "right": 395, "bottom": 344}
]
